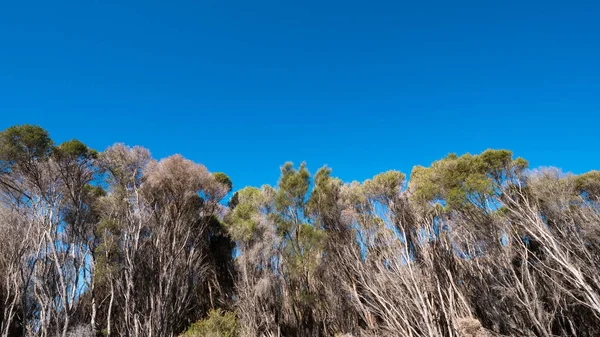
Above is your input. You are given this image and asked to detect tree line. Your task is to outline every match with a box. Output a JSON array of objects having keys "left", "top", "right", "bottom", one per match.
[{"left": 0, "top": 124, "right": 599, "bottom": 337}]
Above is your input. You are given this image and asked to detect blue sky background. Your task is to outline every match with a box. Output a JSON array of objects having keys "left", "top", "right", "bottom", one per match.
[{"left": 1, "top": 0, "right": 598, "bottom": 189}]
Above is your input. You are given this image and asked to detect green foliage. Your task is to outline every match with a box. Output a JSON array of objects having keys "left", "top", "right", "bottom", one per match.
[
  {"left": 83, "top": 184, "right": 106, "bottom": 199},
  {"left": 94, "top": 219, "right": 122, "bottom": 285},
  {"left": 213, "top": 172, "right": 233, "bottom": 193},
  {"left": 273, "top": 162, "right": 313, "bottom": 241},
  {"left": 363, "top": 170, "right": 405, "bottom": 201},
  {"left": 276, "top": 162, "right": 310, "bottom": 213},
  {"left": 480, "top": 149, "right": 528, "bottom": 183},
  {"left": 0, "top": 124, "right": 54, "bottom": 164},
  {"left": 226, "top": 187, "right": 263, "bottom": 241},
  {"left": 307, "top": 166, "right": 342, "bottom": 220},
  {"left": 409, "top": 165, "right": 437, "bottom": 205},
  {"left": 272, "top": 163, "right": 328, "bottom": 287},
  {"left": 181, "top": 309, "right": 239, "bottom": 337},
  {"left": 409, "top": 149, "right": 527, "bottom": 213},
  {"left": 298, "top": 223, "right": 326, "bottom": 271},
  {"left": 54, "top": 139, "right": 98, "bottom": 160},
  {"left": 574, "top": 170, "right": 600, "bottom": 200},
  {"left": 95, "top": 218, "right": 121, "bottom": 236}
]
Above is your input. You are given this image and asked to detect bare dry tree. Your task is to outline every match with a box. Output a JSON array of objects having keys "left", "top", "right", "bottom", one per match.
[{"left": 98, "top": 146, "right": 232, "bottom": 337}]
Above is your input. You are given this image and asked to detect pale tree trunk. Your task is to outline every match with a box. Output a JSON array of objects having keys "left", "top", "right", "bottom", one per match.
[
  {"left": 90, "top": 283, "right": 96, "bottom": 333},
  {"left": 44, "top": 214, "right": 71, "bottom": 337},
  {"left": 1, "top": 272, "right": 20, "bottom": 337},
  {"left": 107, "top": 279, "right": 114, "bottom": 337}
]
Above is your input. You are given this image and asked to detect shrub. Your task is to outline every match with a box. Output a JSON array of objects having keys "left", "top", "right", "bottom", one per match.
[{"left": 181, "top": 309, "right": 239, "bottom": 337}]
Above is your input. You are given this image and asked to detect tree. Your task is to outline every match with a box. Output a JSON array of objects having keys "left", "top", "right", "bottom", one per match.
[
  {"left": 97, "top": 147, "right": 233, "bottom": 337},
  {"left": 0, "top": 125, "right": 99, "bottom": 337}
]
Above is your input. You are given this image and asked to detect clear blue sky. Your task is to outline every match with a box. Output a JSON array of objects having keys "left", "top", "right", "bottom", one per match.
[{"left": 1, "top": 0, "right": 599, "bottom": 189}]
